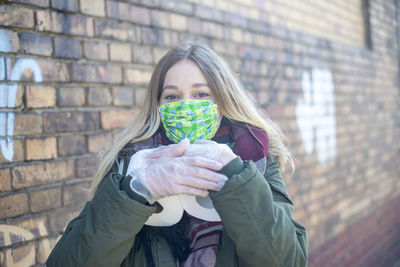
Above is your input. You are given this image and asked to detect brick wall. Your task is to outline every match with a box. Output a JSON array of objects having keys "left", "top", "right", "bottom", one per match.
[{"left": 0, "top": 0, "right": 399, "bottom": 266}]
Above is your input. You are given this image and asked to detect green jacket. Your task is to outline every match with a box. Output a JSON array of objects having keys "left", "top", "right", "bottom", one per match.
[{"left": 47, "top": 155, "right": 308, "bottom": 266}]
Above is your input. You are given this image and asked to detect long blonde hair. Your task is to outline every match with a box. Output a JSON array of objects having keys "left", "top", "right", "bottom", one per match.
[{"left": 89, "top": 44, "right": 294, "bottom": 198}]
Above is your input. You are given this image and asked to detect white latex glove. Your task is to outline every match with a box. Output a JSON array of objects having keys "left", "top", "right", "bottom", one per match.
[
  {"left": 185, "top": 140, "right": 238, "bottom": 167},
  {"left": 127, "top": 139, "right": 228, "bottom": 203}
]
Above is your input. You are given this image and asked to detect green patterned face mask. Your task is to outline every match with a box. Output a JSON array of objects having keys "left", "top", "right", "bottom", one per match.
[{"left": 159, "top": 99, "right": 219, "bottom": 143}]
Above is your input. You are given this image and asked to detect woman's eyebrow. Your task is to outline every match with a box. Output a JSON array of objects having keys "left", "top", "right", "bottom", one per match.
[
  {"left": 162, "top": 85, "right": 178, "bottom": 91},
  {"left": 192, "top": 83, "right": 209, "bottom": 87}
]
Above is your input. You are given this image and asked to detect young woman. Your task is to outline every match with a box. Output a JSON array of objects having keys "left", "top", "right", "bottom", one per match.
[{"left": 47, "top": 44, "right": 308, "bottom": 267}]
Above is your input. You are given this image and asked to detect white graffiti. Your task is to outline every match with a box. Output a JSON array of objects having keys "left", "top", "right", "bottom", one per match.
[
  {"left": 296, "top": 68, "right": 336, "bottom": 165},
  {"left": 0, "top": 31, "right": 42, "bottom": 161}
]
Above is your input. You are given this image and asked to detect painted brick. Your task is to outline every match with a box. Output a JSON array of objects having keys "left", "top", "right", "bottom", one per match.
[
  {"left": 51, "top": 0, "right": 78, "bottom": 12},
  {"left": 62, "top": 180, "right": 90, "bottom": 206},
  {"left": 57, "top": 87, "right": 85, "bottom": 107},
  {"left": 42, "top": 111, "right": 100, "bottom": 133},
  {"left": 80, "top": 0, "right": 105, "bottom": 16},
  {"left": 72, "top": 63, "right": 122, "bottom": 84},
  {"left": 0, "top": 29, "right": 19, "bottom": 53},
  {"left": 26, "top": 137, "right": 57, "bottom": 160},
  {"left": 124, "top": 67, "right": 152, "bottom": 85},
  {"left": 12, "top": 160, "right": 74, "bottom": 189},
  {"left": 5, "top": 215, "right": 48, "bottom": 243},
  {"left": 132, "top": 45, "right": 153, "bottom": 64},
  {"left": 58, "top": 135, "right": 86, "bottom": 157},
  {"left": 95, "top": 19, "right": 141, "bottom": 41},
  {"left": 29, "top": 186, "right": 62, "bottom": 212},
  {"left": 0, "top": 168, "right": 11, "bottom": 192},
  {"left": 75, "top": 156, "right": 98, "bottom": 178},
  {"left": 37, "top": 236, "right": 58, "bottom": 264},
  {"left": 0, "top": 138, "right": 24, "bottom": 163},
  {"left": 13, "top": 113, "right": 42, "bottom": 135},
  {"left": 0, "top": 5, "right": 34, "bottom": 28},
  {"left": 109, "top": 43, "right": 132, "bottom": 62},
  {"left": 0, "top": 193, "right": 29, "bottom": 219},
  {"left": 101, "top": 109, "right": 138, "bottom": 130},
  {"left": 54, "top": 36, "right": 82, "bottom": 59},
  {"left": 20, "top": 32, "right": 52, "bottom": 56},
  {"left": 87, "top": 132, "right": 113, "bottom": 153},
  {"left": 83, "top": 40, "right": 108, "bottom": 61},
  {"left": 112, "top": 87, "right": 134, "bottom": 106},
  {"left": 6, "top": 58, "right": 69, "bottom": 82},
  {"left": 26, "top": 86, "right": 56, "bottom": 108},
  {"left": 0, "top": 242, "right": 35, "bottom": 266},
  {"left": 170, "top": 13, "right": 187, "bottom": 31}
]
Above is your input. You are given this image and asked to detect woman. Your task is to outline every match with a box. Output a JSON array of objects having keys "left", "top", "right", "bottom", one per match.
[{"left": 47, "top": 44, "right": 308, "bottom": 267}]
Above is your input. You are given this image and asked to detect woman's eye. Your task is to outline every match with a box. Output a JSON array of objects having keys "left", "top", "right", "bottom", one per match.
[
  {"left": 165, "top": 94, "right": 178, "bottom": 100},
  {"left": 195, "top": 92, "right": 210, "bottom": 98}
]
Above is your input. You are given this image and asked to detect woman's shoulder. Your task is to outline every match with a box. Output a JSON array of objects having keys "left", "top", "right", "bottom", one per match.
[{"left": 117, "top": 134, "right": 159, "bottom": 160}]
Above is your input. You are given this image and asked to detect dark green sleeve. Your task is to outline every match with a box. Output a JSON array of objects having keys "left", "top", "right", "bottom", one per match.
[
  {"left": 210, "top": 155, "right": 308, "bottom": 267},
  {"left": 46, "top": 161, "right": 156, "bottom": 267}
]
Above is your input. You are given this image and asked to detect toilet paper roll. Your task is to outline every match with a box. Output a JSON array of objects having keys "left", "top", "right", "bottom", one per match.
[
  {"left": 145, "top": 196, "right": 183, "bottom": 226},
  {"left": 179, "top": 195, "right": 221, "bottom": 222}
]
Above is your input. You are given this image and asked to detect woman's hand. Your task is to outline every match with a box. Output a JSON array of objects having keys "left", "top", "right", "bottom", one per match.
[
  {"left": 184, "top": 140, "right": 238, "bottom": 167},
  {"left": 127, "top": 139, "right": 228, "bottom": 202}
]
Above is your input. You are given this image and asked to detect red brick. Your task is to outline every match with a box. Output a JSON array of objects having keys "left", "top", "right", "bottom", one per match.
[
  {"left": 36, "top": 10, "right": 94, "bottom": 36},
  {"left": 0, "top": 5, "right": 34, "bottom": 28},
  {"left": 54, "top": 36, "right": 82, "bottom": 59},
  {"left": 13, "top": 113, "right": 42, "bottom": 135},
  {"left": 80, "top": 0, "right": 105, "bottom": 16},
  {"left": 13, "top": 0, "right": 49, "bottom": 7},
  {"left": 0, "top": 168, "right": 11, "bottom": 192},
  {"left": 95, "top": 18, "right": 141, "bottom": 41},
  {"left": 0, "top": 29, "right": 19, "bottom": 53},
  {"left": 132, "top": 45, "right": 153, "bottom": 64},
  {"left": 75, "top": 156, "right": 98, "bottom": 178},
  {"left": 29, "top": 186, "right": 62, "bottom": 212},
  {"left": 51, "top": 0, "right": 78, "bottom": 12},
  {"left": 101, "top": 109, "right": 138, "bottom": 130},
  {"left": 48, "top": 204, "right": 83, "bottom": 233},
  {"left": 26, "top": 86, "right": 56, "bottom": 108},
  {"left": 72, "top": 63, "right": 122, "bottom": 84},
  {"left": 0, "top": 138, "right": 24, "bottom": 163},
  {"left": 112, "top": 87, "right": 134, "bottom": 106},
  {"left": 0, "top": 193, "right": 29, "bottom": 219},
  {"left": 58, "top": 135, "right": 86, "bottom": 157},
  {"left": 26, "top": 137, "right": 57, "bottom": 160},
  {"left": 83, "top": 40, "right": 108, "bottom": 61},
  {"left": 87, "top": 132, "right": 113, "bottom": 154},
  {"left": 43, "top": 111, "right": 100, "bottom": 133},
  {"left": 12, "top": 160, "right": 74, "bottom": 189},
  {"left": 124, "top": 67, "right": 152, "bottom": 85},
  {"left": 129, "top": 5, "right": 151, "bottom": 25},
  {"left": 63, "top": 180, "right": 90, "bottom": 206},
  {"left": 107, "top": 1, "right": 131, "bottom": 21},
  {"left": 20, "top": 32, "right": 52, "bottom": 56},
  {"left": 88, "top": 87, "right": 112, "bottom": 106},
  {"left": 109, "top": 43, "right": 132, "bottom": 63},
  {"left": 150, "top": 10, "right": 170, "bottom": 28},
  {"left": 134, "top": 88, "right": 147, "bottom": 107},
  {"left": 57, "top": 86, "right": 85, "bottom": 107}
]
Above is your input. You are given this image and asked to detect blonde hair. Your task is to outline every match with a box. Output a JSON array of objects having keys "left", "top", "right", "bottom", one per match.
[{"left": 89, "top": 44, "right": 294, "bottom": 198}]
